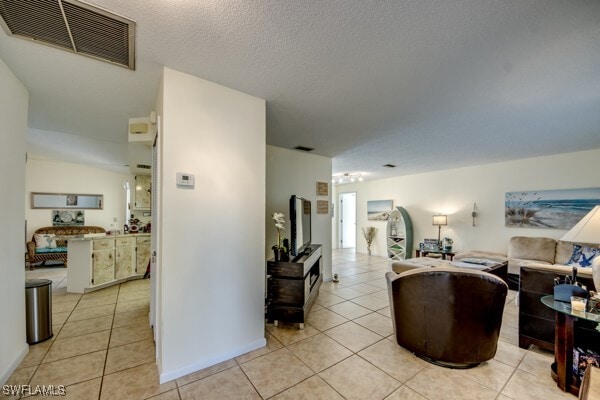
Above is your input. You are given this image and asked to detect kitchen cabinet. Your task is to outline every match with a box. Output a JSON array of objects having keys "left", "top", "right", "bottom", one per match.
[{"left": 67, "top": 234, "right": 150, "bottom": 293}]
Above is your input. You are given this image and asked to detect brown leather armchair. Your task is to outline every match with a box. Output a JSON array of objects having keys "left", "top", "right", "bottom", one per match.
[{"left": 386, "top": 267, "right": 508, "bottom": 368}]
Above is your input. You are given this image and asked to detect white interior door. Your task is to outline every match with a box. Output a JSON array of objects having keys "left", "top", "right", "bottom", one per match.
[{"left": 340, "top": 192, "right": 356, "bottom": 248}]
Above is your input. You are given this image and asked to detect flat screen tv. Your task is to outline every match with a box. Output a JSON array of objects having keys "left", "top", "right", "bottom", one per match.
[{"left": 290, "top": 195, "right": 311, "bottom": 256}]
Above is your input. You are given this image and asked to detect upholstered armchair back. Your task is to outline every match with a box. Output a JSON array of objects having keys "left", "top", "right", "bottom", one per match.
[{"left": 386, "top": 267, "right": 507, "bottom": 366}]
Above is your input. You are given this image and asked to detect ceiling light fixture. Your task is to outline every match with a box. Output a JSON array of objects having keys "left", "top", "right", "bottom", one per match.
[{"left": 332, "top": 173, "right": 363, "bottom": 184}]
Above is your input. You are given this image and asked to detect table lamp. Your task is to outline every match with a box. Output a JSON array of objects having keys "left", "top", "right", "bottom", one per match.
[
  {"left": 561, "top": 205, "right": 600, "bottom": 290},
  {"left": 432, "top": 214, "right": 448, "bottom": 247}
]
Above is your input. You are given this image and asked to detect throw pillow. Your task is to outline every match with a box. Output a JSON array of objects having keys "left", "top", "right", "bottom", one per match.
[
  {"left": 568, "top": 244, "right": 583, "bottom": 265},
  {"left": 568, "top": 245, "right": 600, "bottom": 268},
  {"left": 34, "top": 233, "right": 57, "bottom": 249}
]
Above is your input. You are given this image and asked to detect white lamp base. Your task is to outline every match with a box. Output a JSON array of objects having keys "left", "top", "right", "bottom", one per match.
[{"left": 593, "top": 256, "right": 600, "bottom": 293}]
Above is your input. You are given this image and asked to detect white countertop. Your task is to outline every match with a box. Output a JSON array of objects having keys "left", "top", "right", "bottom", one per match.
[{"left": 60, "top": 233, "right": 151, "bottom": 241}]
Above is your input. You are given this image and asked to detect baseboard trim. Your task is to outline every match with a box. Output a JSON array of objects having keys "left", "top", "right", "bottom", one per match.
[
  {"left": 158, "top": 337, "right": 267, "bottom": 384},
  {"left": 0, "top": 343, "right": 29, "bottom": 385}
]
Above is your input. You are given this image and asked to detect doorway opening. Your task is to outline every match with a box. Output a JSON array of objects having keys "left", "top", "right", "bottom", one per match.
[{"left": 339, "top": 192, "right": 356, "bottom": 249}]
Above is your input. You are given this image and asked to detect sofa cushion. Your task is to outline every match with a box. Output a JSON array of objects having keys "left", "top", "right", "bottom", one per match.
[
  {"left": 508, "top": 236, "right": 557, "bottom": 264},
  {"left": 568, "top": 245, "right": 600, "bottom": 268},
  {"left": 520, "top": 261, "right": 594, "bottom": 279},
  {"left": 34, "top": 233, "right": 57, "bottom": 249},
  {"left": 556, "top": 240, "right": 599, "bottom": 265},
  {"left": 35, "top": 247, "right": 68, "bottom": 254},
  {"left": 454, "top": 251, "right": 508, "bottom": 262},
  {"left": 511, "top": 258, "right": 551, "bottom": 275}
]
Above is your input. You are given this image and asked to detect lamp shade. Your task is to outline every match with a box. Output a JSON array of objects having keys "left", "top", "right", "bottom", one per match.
[
  {"left": 432, "top": 214, "right": 448, "bottom": 226},
  {"left": 561, "top": 206, "right": 600, "bottom": 243}
]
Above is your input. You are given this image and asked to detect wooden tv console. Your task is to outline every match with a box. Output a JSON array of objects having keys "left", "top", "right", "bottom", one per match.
[{"left": 266, "top": 244, "right": 322, "bottom": 329}]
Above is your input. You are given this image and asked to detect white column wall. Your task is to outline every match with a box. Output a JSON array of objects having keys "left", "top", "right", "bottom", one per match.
[
  {"left": 157, "top": 68, "right": 266, "bottom": 382},
  {"left": 0, "top": 57, "right": 28, "bottom": 384},
  {"left": 266, "top": 145, "right": 333, "bottom": 281},
  {"left": 337, "top": 148, "right": 600, "bottom": 257}
]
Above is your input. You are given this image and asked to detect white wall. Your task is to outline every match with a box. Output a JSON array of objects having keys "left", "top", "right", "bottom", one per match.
[
  {"left": 331, "top": 184, "right": 339, "bottom": 249},
  {"left": 25, "top": 157, "right": 131, "bottom": 238},
  {"left": 0, "top": 57, "right": 28, "bottom": 384},
  {"left": 157, "top": 67, "right": 266, "bottom": 382},
  {"left": 337, "top": 148, "right": 600, "bottom": 257},
  {"left": 266, "top": 146, "right": 333, "bottom": 280}
]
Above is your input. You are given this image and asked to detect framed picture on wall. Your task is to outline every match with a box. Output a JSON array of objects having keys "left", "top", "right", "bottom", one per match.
[
  {"left": 505, "top": 187, "right": 600, "bottom": 229},
  {"left": 66, "top": 194, "right": 78, "bottom": 206},
  {"left": 52, "top": 210, "right": 85, "bottom": 226},
  {"left": 316, "top": 182, "right": 328, "bottom": 196},
  {"left": 367, "top": 200, "right": 393, "bottom": 221},
  {"left": 317, "top": 200, "right": 329, "bottom": 214}
]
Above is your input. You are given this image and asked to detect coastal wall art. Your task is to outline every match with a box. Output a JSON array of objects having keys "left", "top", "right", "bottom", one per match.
[
  {"left": 367, "top": 200, "right": 394, "bottom": 221},
  {"left": 505, "top": 187, "right": 600, "bottom": 230},
  {"left": 52, "top": 210, "right": 85, "bottom": 226}
]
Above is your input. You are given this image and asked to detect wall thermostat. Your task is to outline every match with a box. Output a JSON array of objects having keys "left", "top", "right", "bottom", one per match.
[{"left": 176, "top": 173, "right": 195, "bottom": 188}]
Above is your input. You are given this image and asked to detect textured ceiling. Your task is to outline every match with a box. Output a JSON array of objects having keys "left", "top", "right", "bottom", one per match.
[{"left": 1, "top": 0, "right": 599, "bottom": 179}]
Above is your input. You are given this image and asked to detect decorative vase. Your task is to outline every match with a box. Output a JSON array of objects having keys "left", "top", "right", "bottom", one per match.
[{"left": 273, "top": 248, "right": 280, "bottom": 262}]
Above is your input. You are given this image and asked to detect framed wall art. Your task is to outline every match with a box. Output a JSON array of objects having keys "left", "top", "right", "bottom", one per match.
[
  {"left": 505, "top": 187, "right": 600, "bottom": 229},
  {"left": 317, "top": 200, "right": 329, "bottom": 214},
  {"left": 52, "top": 210, "right": 85, "bottom": 226},
  {"left": 316, "top": 182, "right": 328, "bottom": 196},
  {"left": 367, "top": 200, "right": 394, "bottom": 221}
]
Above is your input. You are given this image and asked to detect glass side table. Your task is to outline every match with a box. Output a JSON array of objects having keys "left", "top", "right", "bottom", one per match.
[{"left": 541, "top": 295, "right": 600, "bottom": 395}]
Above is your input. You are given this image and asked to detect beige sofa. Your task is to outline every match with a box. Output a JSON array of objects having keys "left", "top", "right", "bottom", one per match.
[
  {"left": 454, "top": 236, "right": 599, "bottom": 289},
  {"left": 457, "top": 236, "right": 600, "bottom": 352}
]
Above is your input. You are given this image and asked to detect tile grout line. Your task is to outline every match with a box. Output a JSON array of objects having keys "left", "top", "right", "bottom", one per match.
[
  {"left": 97, "top": 282, "right": 121, "bottom": 400},
  {"left": 230, "top": 357, "right": 264, "bottom": 399}
]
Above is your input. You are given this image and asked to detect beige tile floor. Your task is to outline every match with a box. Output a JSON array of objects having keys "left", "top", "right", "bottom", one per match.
[{"left": 4, "top": 251, "right": 574, "bottom": 399}]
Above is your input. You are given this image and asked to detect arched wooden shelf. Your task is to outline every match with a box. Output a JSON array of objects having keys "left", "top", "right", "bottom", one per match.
[{"left": 386, "top": 207, "right": 414, "bottom": 260}]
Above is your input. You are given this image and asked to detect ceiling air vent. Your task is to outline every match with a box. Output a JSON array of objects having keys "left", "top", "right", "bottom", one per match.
[
  {"left": 294, "top": 146, "right": 314, "bottom": 152},
  {"left": 0, "top": 0, "right": 135, "bottom": 69},
  {"left": 383, "top": 164, "right": 396, "bottom": 168}
]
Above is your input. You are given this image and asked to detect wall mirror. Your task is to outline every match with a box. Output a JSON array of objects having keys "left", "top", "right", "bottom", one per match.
[{"left": 31, "top": 192, "right": 104, "bottom": 209}]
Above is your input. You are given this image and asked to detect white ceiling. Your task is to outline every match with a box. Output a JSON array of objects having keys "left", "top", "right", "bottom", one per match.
[{"left": 1, "top": 0, "right": 599, "bottom": 180}]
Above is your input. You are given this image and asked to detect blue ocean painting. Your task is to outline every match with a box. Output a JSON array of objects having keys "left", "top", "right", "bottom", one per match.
[{"left": 505, "top": 188, "right": 600, "bottom": 230}]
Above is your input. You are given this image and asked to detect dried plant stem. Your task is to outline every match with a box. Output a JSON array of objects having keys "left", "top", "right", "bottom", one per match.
[{"left": 362, "top": 227, "right": 377, "bottom": 256}]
